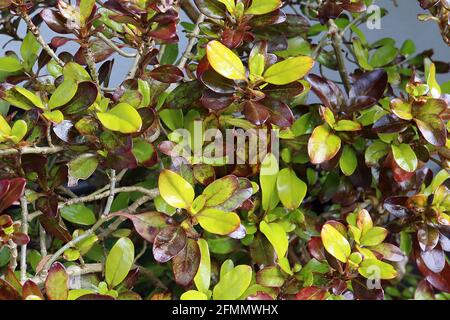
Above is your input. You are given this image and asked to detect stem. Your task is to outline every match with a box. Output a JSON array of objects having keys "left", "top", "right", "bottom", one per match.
[
  {"left": 96, "top": 32, "right": 137, "bottom": 58},
  {"left": 178, "top": 13, "right": 205, "bottom": 70},
  {"left": 39, "top": 224, "right": 47, "bottom": 257},
  {"left": 7, "top": 240, "right": 18, "bottom": 271},
  {"left": 102, "top": 169, "right": 116, "bottom": 217},
  {"left": 20, "top": 196, "right": 29, "bottom": 282},
  {"left": 0, "top": 146, "right": 63, "bottom": 156},
  {"left": 328, "top": 19, "right": 352, "bottom": 94},
  {"left": 82, "top": 39, "right": 99, "bottom": 85},
  {"left": 19, "top": 9, "right": 64, "bottom": 67}
]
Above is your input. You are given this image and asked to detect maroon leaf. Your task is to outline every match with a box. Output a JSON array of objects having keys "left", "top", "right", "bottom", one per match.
[
  {"left": 306, "top": 74, "right": 344, "bottom": 110},
  {"left": 416, "top": 248, "right": 450, "bottom": 293},
  {"left": 243, "top": 101, "right": 270, "bottom": 126},
  {"left": 351, "top": 277, "right": 384, "bottom": 300},
  {"left": 318, "top": 0, "right": 344, "bottom": 24},
  {"left": 418, "top": 226, "right": 440, "bottom": 251},
  {"left": 307, "top": 237, "right": 326, "bottom": 261},
  {"left": 75, "top": 39, "right": 117, "bottom": 64},
  {"left": 247, "top": 292, "right": 274, "bottom": 300},
  {"left": 12, "top": 232, "right": 30, "bottom": 246},
  {"left": 383, "top": 196, "right": 409, "bottom": 218},
  {"left": 148, "top": 22, "right": 178, "bottom": 43},
  {"left": 266, "top": 100, "right": 295, "bottom": 127},
  {"left": 420, "top": 246, "right": 445, "bottom": 273},
  {"left": 0, "top": 179, "right": 10, "bottom": 201},
  {"left": 200, "top": 69, "right": 238, "bottom": 94},
  {"left": 45, "top": 262, "right": 69, "bottom": 300},
  {"left": 61, "top": 81, "right": 98, "bottom": 115},
  {"left": 0, "top": 178, "right": 26, "bottom": 213},
  {"left": 172, "top": 239, "right": 201, "bottom": 286},
  {"left": 40, "top": 9, "right": 69, "bottom": 34},
  {"left": 414, "top": 279, "right": 435, "bottom": 300},
  {"left": 372, "top": 114, "right": 409, "bottom": 134},
  {"left": 348, "top": 70, "right": 387, "bottom": 111},
  {"left": 201, "top": 89, "right": 235, "bottom": 111},
  {"left": 153, "top": 226, "right": 187, "bottom": 263},
  {"left": 264, "top": 82, "right": 304, "bottom": 102},
  {"left": 38, "top": 215, "right": 72, "bottom": 243},
  {"left": 112, "top": 211, "right": 168, "bottom": 243},
  {"left": 148, "top": 65, "right": 184, "bottom": 83}
]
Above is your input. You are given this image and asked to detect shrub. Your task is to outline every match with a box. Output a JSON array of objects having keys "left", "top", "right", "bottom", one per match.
[{"left": 0, "top": 0, "right": 449, "bottom": 300}]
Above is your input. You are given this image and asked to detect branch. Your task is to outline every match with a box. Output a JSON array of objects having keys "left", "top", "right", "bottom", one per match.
[
  {"left": 82, "top": 39, "right": 100, "bottom": 85},
  {"left": 19, "top": 9, "right": 64, "bottom": 67},
  {"left": 19, "top": 195, "right": 29, "bottom": 282},
  {"left": 101, "top": 169, "right": 116, "bottom": 217},
  {"left": 39, "top": 223, "right": 47, "bottom": 257},
  {"left": 96, "top": 32, "right": 137, "bottom": 58},
  {"left": 328, "top": 19, "right": 352, "bottom": 94},
  {"left": 180, "top": 0, "right": 200, "bottom": 22},
  {"left": 177, "top": 13, "right": 205, "bottom": 70},
  {"left": 7, "top": 240, "right": 18, "bottom": 271},
  {"left": 0, "top": 146, "right": 63, "bottom": 156}
]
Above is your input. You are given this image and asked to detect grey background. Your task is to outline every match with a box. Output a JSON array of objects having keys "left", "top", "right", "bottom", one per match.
[{"left": 0, "top": 0, "right": 448, "bottom": 86}]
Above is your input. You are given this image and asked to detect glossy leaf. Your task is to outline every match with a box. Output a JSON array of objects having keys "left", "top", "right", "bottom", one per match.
[
  {"left": 321, "top": 223, "right": 351, "bottom": 263},
  {"left": 105, "top": 237, "right": 134, "bottom": 288},
  {"left": 97, "top": 103, "right": 142, "bottom": 134},
  {"left": 263, "top": 56, "right": 314, "bottom": 85},
  {"left": 158, "top": 170, "right": 195, "bottom": 209},
  {"left": 197, "top": 209, "right": 240, "bottom": 235},
  {"left": 308, "top": 125, "right": 341, "bottom": 164},
  {"left": 206, "top": 40, "right": 246, "bottom": 80},
  {"left": 276, "top": 168, "right": 307, "bottom": 210},
  {"left": 45, "top": 262, "right": 69, "bottom": 300}
]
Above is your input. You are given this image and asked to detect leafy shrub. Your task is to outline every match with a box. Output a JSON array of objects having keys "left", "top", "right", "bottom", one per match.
[{"left": 0, "top": 0, "right": 449, "bottom": 301}]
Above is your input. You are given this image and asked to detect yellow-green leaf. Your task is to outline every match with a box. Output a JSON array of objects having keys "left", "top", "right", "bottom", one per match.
[
  {"left": 180, "top": 290, "right": 208, "bottom": 300},
  {"left": 213, "top": 265, "right": 252, "bottom": 300},
  {"left": 260, "top": 153, "right": 279, "bottom": 211},
  {"left": 194, "top": 239, "right": 211, "bottom": 294},
  {"left": 0, "top": 114, "right": 11, "bottom": 137},
  {"left": 321, "top": 223, "right": 351, "bottom": 263},
  {"left": 43, "top": 110, "right": 64, "bottom": 124},
  {"left": 217, "top": 0, "right": 236, "bottom": 15},
  {"left": 276, "top": 168, "right": 307, "bottom": 210},
  {"left": 245, "top": 0, "right": 281, "bottom": 15},
  {"left": 97, "top": 103, "right": 142, "bottom": 134},
  {"left": 197, "top": 209, "right": 240, "bottom": 235},
  {"left": 0, "top": 56, "right": 22, "bottom": 72},
  {"left": 158, "top": 169, "right": 195, "bottom": 209},
  {"left": 14, "top": 87, "right": 44, "bottom": 109},
  {"left": 263, "top": 56, "right": 314, "bottom": 85},
  {"left": 105, "top": 237, "right": 134, "bottom": 288},
  {"left": 358, "top": 259, "right": 398, "bottom": 280},
  {"left": 206, "top": 40, "right": 246, "bottom": 80},
  {"left": 48, "top": 80, "right": 78, "bottom": 109},
  {"left": 260, "top": 221, "right": 288, "bottom": 259},
  {"left": 10, "top": 120, "right": 27, "bottom": 143},
  {"left": 308, "top": 125, "right": 341, "bottom": 164},
  {"left": 360, "top": 227, "right": 388, "bottom": 247},
  {"left": 391, "top": 144, "right": 417, "bottom": 173},
  {"left": 339, "top": 145, "right": 357, "bottom": 176}
]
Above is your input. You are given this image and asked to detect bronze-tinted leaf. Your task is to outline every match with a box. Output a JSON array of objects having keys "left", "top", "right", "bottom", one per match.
[
  {"left": 148, "top": 65, "right": 184, "bottom": 83},
  {"left": 153, "top": 226, "right": 187, "bottom": 263},
  {"left": 243, "top": 101, "right": 270, "bottom": 126},
  {"left": 113, "top": 211, "right": 168, "bottom": 243},
  {"left": 172, "top": 239, "right": 201, "bottom": 286},
  {"left": 22, "top": 280, "right": 45, "bottom": 300},
  {"left": 61, "top": 81, "right": 98, "bottom": 115},
  {"left": 295, "top": 286, "right": 327, "bottom": 300},
  {"left": 45, "top": 262, "right": 69, "bottom": 300},
  {"left": 0, "top": 178, "right": 26, "bottom": 212}
]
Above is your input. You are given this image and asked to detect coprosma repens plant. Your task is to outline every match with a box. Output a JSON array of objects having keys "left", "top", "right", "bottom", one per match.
[{"left": 0, "top": 0, "right": 448, "bottom": 301}]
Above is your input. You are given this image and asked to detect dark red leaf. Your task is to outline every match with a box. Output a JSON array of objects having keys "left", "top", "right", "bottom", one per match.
[
  {"left": 243, "top": 101, "right": 270, "bottom": 126},
  {"left": 0, "top": 178, "right": 26, "bottom": 213},
  {"left": 22, "top": 280, "right": 45, "bottom": 300},
  {"left": 148, "top": 65, "right": 184, "bottom": 83},
  {"left": 295, "top": 286, "right": 327, "bottom": 300}
]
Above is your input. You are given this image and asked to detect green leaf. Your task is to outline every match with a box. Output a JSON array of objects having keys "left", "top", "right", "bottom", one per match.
[
  {"left": 0, "top": 56, "right": 22, "bottom": 72},
  {"left": 194, "top": 238, "right": 211, "bottom": 294},
  {"left": 213, "top": 265, "right": 252, "bottom": 300},
  {"left": 21, "top": 32, "right": 40, "bottom": 70},
  {"left": 63, "top": 62, "right": 92, "bottom": 82},
  {"left": 308, "top": 125, "right": 341, "bottom": 164},
  {"left": 352, "top": 38, "right": 373, "bottom": 71},
  {"left": 276, "top": 168, "right": 307, "bottom": 210},
  {"left": 67, "top": 153, "right": 99, "bottom": 186},
  {"left": 97, "top": 103, "right": 142, "bottom": 134},
  {"left": 43, "top": 110, "right": 64, "bottom": 124},
  {"left": 391, "top": 144, "right": 417, "bottom": 173},
  {"left": 245, "top": 0, "right": 281, "bottom": 15},
  {"left": 217, "top": 0, "right": 235, "bottom": 15},
  {"left": 370, "top": 45, "right": 397, "bottom": 68},
  {"left": 426, "top": 62, "right": 441, "bottom": 98},
  {"left": 260, "top": 153, "right": 279, "bottom": 211},
  {"left": 334, "top": 120, "right": 362, "bottom": 132},
  {"left": 358, "top": 259, "right": 398, "bottom": 280},
  {"left": 14, "top": 87, "right": 44, "bottom": 109},
  {"left": 260, "top": 221, "right": 288, "bottom": 259},
  {"left": 206, "top": 40, "right": 246, "bottom": 80},
  {"left": 10, "top": 120, "right": 27, "bottom": 143},
  {"left": 60, "top": 204, "right": 96, "bottom": 226},
  {"left": 105, "top": 237, "right": 134, "bottom": 288},
  {"left": 390, "top": 98, "right": 412, "bottom": 120},
  {"left": 400, "top": 39, "right": 416, "bottom": 56},
  {"left": 180, "top": 290, "right": 208, "bottom": 300},
  {"left": 365, "top": 140, "right": 389, "bottom": 166},
  {"left": 360, "top": 227, "right": 388, "bottom": 247},
  {"left": 48, "top": 80, "right": 78, "bottom": 109},
  {"left": 79, "top": 0, "right": 96, "bottom": 24},
  {"left": 339, "top": 145, "right": 357, "bottom": 176},
  {"left": 197, "top": 209, "right": 240, "bottom": 235},
  {"left": 263, "top": 56, "right": 314, "bottom": 85},
  {"left": 321, "top": 223, "right": 351, "bottom": 263},
  {"left": 158, "top": 169, "right": 195, "bottom": 209}
]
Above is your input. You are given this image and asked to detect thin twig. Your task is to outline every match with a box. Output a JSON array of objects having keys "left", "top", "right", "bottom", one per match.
[
  {"left": 19, "top": 9, "right": 64, "bottom": 67},
  {"left": 0, "top": 146, "right": 63, "bottom": 156},
  {"left": 102, "top": 169, "right": 116, "bottom": 217},
  {"left": 96, "top": 32, "right": 137, "bottom": 58},
  {"left": 7, "top": 240, "right": 18, "bottom": 271},
  {"left": 178, "top": 13, "right": 205, "bottom": 69},
  {"left": 39, "top": 223, "right": 47, "bottom": 257},
  {"left": 20, "top": 195, "right": 29, "bottom": 282},
  {"left": 82, "top": 39, "right": 100, "bottom": 85}
]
